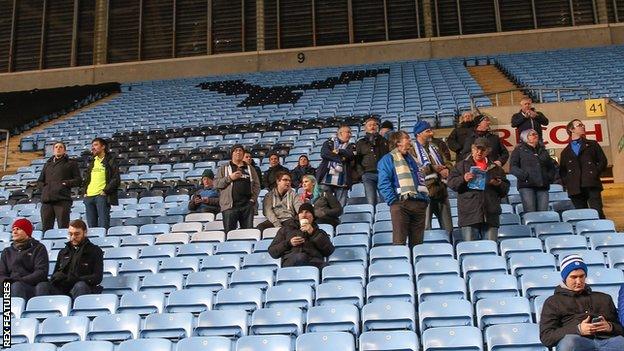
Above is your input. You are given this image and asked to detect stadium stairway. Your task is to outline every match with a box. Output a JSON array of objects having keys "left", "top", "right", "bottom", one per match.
[{"left": 467, "top": 65, "right": 529, "bottom": 106}]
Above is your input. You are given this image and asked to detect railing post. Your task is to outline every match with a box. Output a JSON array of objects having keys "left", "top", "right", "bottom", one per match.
[
  {"left": 495, "top": 93, "right": 499, "bottom": 106},
  {"left": 556, "top": 89, "right": 561, "bottom": 102}
]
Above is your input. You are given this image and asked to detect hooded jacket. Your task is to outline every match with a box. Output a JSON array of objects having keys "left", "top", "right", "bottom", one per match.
[
  {"left": 540, "top": 284, "right": 624, "bottom": 348},
  {"left": 355, "top": 133, "right": 389, "bottom": 176},
  {"left": 37, "top": 155, "right": 82, "bottom": 203},
  {"left": 0, "top": 238, "right": 49, "bottom": 286},
  {"left": 268, "top": 219, "right": 335, "bottom": 267},
  {"left": 50, "top": 238, "right": 103, "bottom": 292}
]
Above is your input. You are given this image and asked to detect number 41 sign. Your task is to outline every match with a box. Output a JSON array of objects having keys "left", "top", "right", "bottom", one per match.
[{"left": 585, "top": 98, "right": 607, "bottom": 118}]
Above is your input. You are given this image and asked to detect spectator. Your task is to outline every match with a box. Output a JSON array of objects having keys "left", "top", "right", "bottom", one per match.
[
  {"left": 355, "top": 116, "right": 389, "bottom": 205},
  {"left": 37, "top": 141, "right": 82, "bottom": 232},
  {"left": 540, "top": 255, "right": 624, "bottom": 350},
  {"left": 35, "top": 219, "right": 103, "bottom": 299},
  {"left": 215, "top": 145, "right": 260, "bottom": 233},
  {"left": 431, "top": 136, "right": 452, "bottom": 163},
  {"left": 291, "top": 155, "right": 316, "bottom": 189},
  {"left": 377, "top": 131, "right": 429, "bottom": 249},
  {"left": 83, "top": 137, "right": 120, "bottom": 229},
  {"left": 510, "top": 129, "right": 557, "bottom": 212},
  {"left": 412, "top": 121, "right": 453, "bottom": 234},
  {"left": 244, "top": 151, "right": 264, "bottom": 189},
  {"left": 380, "top": 120, "right": 395, "bottom": 140},
  {"left": 560, "top": 119, "right": 608, "bottom": 219},
  {"left": 511, "top": 97, "right": 549, "bottom": 140},
  {"left": 0, "top": 219, "right": 48, "bottom": 300},
  {"left": 188, "top": 169, "right": 220, "bottom": 214},
  {"left": 263, "top": 152, "right": 289, "bottom": 190},
  {"left": 257, "top": 171, "right": 302, "bottom": 233},
  {"left": 268, "top": 203, "right": 335, "bottom": 268},
  {"left": 300, "top": 175, "right": 342, "bottom": 227},
  {"left": 317, "top": 124, "right": 356, "bottom": 207},
  {"left": 619, "top": 284, "right": 624, "bottom": 326},
  {"left": 447, "top": 111, "right": 475, "bottom": 157},
  {"left": 458, "top": 114, "right": 509, "bottom": 167},
  {"left": 448, "top": 138, "right": 510, "bottom": 241}
]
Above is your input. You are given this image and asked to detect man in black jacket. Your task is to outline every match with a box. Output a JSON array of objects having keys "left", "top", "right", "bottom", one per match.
[
  {"left": 35, "top": 219, "right": 103, "bottom": 299},
  {"left": 83, "top": 138, "right": 121, "bottom": 229},
  {"left": 540, "top": 255, "right": 624, "bottom": 350},
  {"left": 0, "top": 219, "right": 49, "bottom": 300},
  {"left": 458, "top": 114, "right": 509, "bottom": 167},
  {"left": 511, "top": 97, "right": 549, "bottom": 140},
  {"left": 447, "top": 111, "right": 475, "bottom": 158},
  {"left": 355, "top": 116, "right": 389, "bottom": 205},
  {"left": 559, "top": 119, "right": 608, "bottom": 219},
  {"left": 268, "top": 203, "right": 335, "bottom": 268},
  {"left": 38, "top": 142, "right": 82, "bottom": 232},
  {"left": 290, "top": 155, "right": 316, "bottom": 189},
  {"left": 263, "top": 152, "right": 289, "bottom": 190}
]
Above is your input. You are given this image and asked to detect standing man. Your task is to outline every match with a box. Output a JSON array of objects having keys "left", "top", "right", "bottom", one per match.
[
  {"left": 83, "top": 137, "right": 120, "bottom": 229},
  {"left": 263, "top": 152, "right": 289, "bottom": 190},
  {"left": 243, "top": 150, "right": 264, "bottom": 189},
  {"left": 511, "top": 97, "right": 549, "bottom": 140},
  {"left": 188, "top": 169, "right": 220, "bottom": 215},
  {"left": 0, "top": 219, "right": 49, "bottom": 300},
  {"left": 458, "top": 114, "right": 509, "bottom": 167},
  {"left": 38, "top": 141, "right": 82, "bottom": 232},
  {"left": 412, "top": 121, "right": 453, "bottom": 234},
  {"left": 35, "top": 219, "right": 103, "bottom": 299},
  {"left": 257, "top": 171, "right": 302, "bottom": 232},
  {"left": 317, "top": 124, "right": 356, "bottom": 207},
  {"left": 447, "top": 111, "right": 475, "bottom": 157},
  {"left": 559, "top": 119, "right": 608, "bottom": 219},
  {"left": 215, "top": 144, "right": 260, "bottom": 233},
  {"left": 355, "top": 116, "right": 389, "bottom": 205},
  {"left": 377, "top": 131, "right": 429, "bottom": 249}
]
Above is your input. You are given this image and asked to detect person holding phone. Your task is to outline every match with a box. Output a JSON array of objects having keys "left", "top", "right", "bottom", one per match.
[
  {"left": 540, "top": 255, "right": 624, "bottom": 350},
  {"left": 188, "top": 169, "right": 220, "bottom": 214},
  {"left": 511, "top": 97, "right": 549, "bottom": 140}
]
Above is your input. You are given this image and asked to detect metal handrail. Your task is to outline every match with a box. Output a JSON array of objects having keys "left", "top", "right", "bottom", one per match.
[
  {"left": 470, "top": 86, "right": 593, "bottom": 111},
  {"left": 0, "top": 129, "right": 8, "bottom": 172}
]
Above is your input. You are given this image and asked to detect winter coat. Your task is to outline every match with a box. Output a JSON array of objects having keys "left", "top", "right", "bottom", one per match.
[
  {"left": 540, "top": 285, "right": 624, "bottom": 348},
  {"left": 268, "top": 219, "right": 335, "bottom": 267},
  {"left": 188, "top": 187, "right": 220, "bottom": 213},
  {"left": 316, "top": 138, "right": 356, "bottom": 188},
  {"left": 312, "top": 191, "right": 343, "bottom": 227},
  {"left": 50, "top": 238, "right": 103, "bottom": 292},
  {"left": 511, "top": 110, "right": 549, "bottom": 140},
  {"left": 291, "top": 165, "right": 316, "bottom": 189},
  {"left": 262, "top": 188, "right": 303, "bottom": 227},
  {"left": 509, "top": 142, "right": 556, "bottom": 189},
  {"left": 214, "top": 162, "right": 260, "bottom": 212},
  {"left": 559, "top": 139, "right": 608, "bottom": 196},
  {"left": 0, "top": 239, "right": 49, "bottom": 286},
  {"left": 447, "top": 120, "right": 476, "bottom": 154},
  {"left": 83, "top": 153, "right": 121, "bottom": 206},
  {"left": 447, "top": 156, "right": 510, "bottom": 227},
  {"left": 377, "top": 151, "right": 429, "bottom": 206},
  {"left": 458, "top": 131, "right": 510, "bottom": 166},
  {"left": 355, "top": 133, "right": 389, "bottom": 177},
  {"left": 37, "top": 155, "right": 82, "bottom": 203},
  {"left": 263, "top": 164, "right": 289, "bottom": 190}
]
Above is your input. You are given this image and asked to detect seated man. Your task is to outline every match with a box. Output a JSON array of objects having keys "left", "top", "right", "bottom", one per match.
[
  {"left": 268, "top": 203, "right": 335, "bottom": 268},
  {"left": 540, "top": 255, "right": 624, "bottom": 351},
  {"left": 36, "top": 219, "right": 103, "bottom": 299},
  {"left": 188, "top": 169, "right": 220, "bottom": 214},
  {"left": 0, "top": 218, "right": 49, "bottom": 300},
  {"left": 257, "top": 171, "right": 302, "bottom": 232}
]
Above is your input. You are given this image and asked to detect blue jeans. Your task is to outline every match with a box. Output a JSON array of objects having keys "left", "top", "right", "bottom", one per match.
[
  {"left": 362, "top": 172, "right": 384, "bottom": 205},
  {"left": 461, "top": 224, "right": 498, "bottom": 241},
  {"left": 84, "top": 195, "right": 111, "bottom": 229},
  {"left": 519, "top": 187, "right": 549, "bottom": 213},
  {"left": 556, "top": 334, "right": 624, "bottom": 351},
  {"left": 321, "top": 185, "right": 348, "bottom": 208}
]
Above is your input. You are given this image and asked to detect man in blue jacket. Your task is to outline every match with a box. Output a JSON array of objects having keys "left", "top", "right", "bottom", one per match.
[{"left": 377, "top": 130, "right": 429, "bottom": 248}]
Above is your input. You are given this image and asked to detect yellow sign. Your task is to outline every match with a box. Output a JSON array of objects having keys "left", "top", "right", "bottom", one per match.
[{"left": 585, "top": 98, "right": 607, "bottom": 118}]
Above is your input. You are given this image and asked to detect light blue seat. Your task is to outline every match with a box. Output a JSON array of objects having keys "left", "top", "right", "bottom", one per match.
[
  {"left": 366, "top": 278, "right": 415, "bottom": 304},
  {"left": 165, "top": 288, "right": 213, "bottom": 314},
  {"left": 44, "top": 228, "right": 68, "bottom": 240},
  {"left": 275, "top": 266, "right": 319, "bottom": 287},
  {"left": 455, "top": 240, "right": 498, "bottom": 263},
  {"left": 71, "top": 294, "right": 118, "bottom": 318},
  {"left": 108, "top": 226, "right": 139, "bottom": 237},
  {"left": 306, "top": 305, "right": 360, "bottom": 335},
  {"left": 520, "top": 270, "right": 561, "bottom": 298},
  {"left": 215, "top": 241, "right": 253, "bottom": 255},
  {"left": 336, "top": 223, "right": 370, "bottom": 236},
  {"left": 359, "top": 331, "right": 419, "bottom": 351},
  {"left": 418, "top": 299, "right": 474, "bottom": 334},
  {"left": 229, "top": 267, "right": 275, "bottom": 290},
  {"left": 590, "top": 233, "right": 624, "bottom": 254},
  {"left": 140, "top": 272, "right": 185, "bottom": 293},
  {"left": 11, "top": 297, "right": 25, "bottom": 318},
  {"left": 185, "top": 271, "right": 229, "bottom": 291},
  {"left": 101, "top": 275, "right": 140, "bottom": 295},
  {"left": 499, "top": 238, "right": 543, "bottom": 259},
  {"left": 296, "top": 332, "right": 355, "bottom": 351},
  {"left": 11, "top": 317, "right": 39, "bottom": 344},
  {"left": 140, "top": 312, "right": 194, "bottom": 340},
  {"left": 509, "top": 252, "right": 557, "bottom": 277},
  {"left": 534, "top": 222, "right": 574, "bottom": 240},
  {"left": 121, "top": 235, "right": 155, "bottom": 247},
  {"left": 176, "top": 336, "right": 233, "bottom": 351},
  {"left": 417, "top": 276, "right": 467, "bottom": 302},
  {"left": 35, "top": 315, "right": 90, "bottom": 344},
  {"left": 585, "top": 268, "right": 624, "bottom": 301},
  {"left": 368, "top": 261, "right": 413, "bottom": 282},
  {"left": 227, "top": 228, "right": 261, "bottom": 241},
  {"left": 414, "top": 257, "right": 460, "bottom": 281},
  {"left": 469, "top": 274, "right": 519, "bottom": 302},
  {"left": 499, "top": 213, "right": 521, "bottom": 226},
  {"left": 160, "top": 257, "right": 200, "bottom": 274},
  {"left": 249, "top": 307, "right": 304, "bottom": 336},
  {"left": 119, "top": 258, "right": 159, "bottom": 276},
  {"left": 22, "top": 295, "right": 72, "bottom": 319},
  {"left": 10, "top": 344, "right": 57, "bottom": 351},
  {"left": 104, "top": 247, "right": 139, "bottom": 261},
  {"left": 91, "top": 236, "right": 121, "bottom": 249},
  {"left": 576, "top": 219, "right": 616, "bottom": 236},
  {"left": 607, "top": 248, "right": 624, "bottom": 269},
  {"left": 333, "top": 234, "right": 370, "bottom": 251},
  {"left": 139, "top": 223, "right": 170, "bottom": 235},
  {"left": 236, "top": 335, "right": 292, "bottom": 351},
  {"left": 461, "top": 255, "right": 508, "bottom": 281},
  {"left": 195, "top": 310, "right": 249, "bottom": 338},
  {"left": 214, "top": 287, "right": 263, "bottom": 311},
  {"left": 522, "top": 211, "right": 560, "bottom": 226},
  {"left": 421, "top": 326, "right": 483, "bottom": 351},
  {"left": 139, "top": 244, "right": 177, "bottom": 259},
  {"left": 361, "top": 301, "right": 416, "bottom": 332},
  {"left": 117, "top": 338, "right": 172, "bottom": 351},
  {"left": 265, "top": 284, "right": 314, "bottom": 310},
  {"left": 369, "top": 245, "right": 411, "bottom": 264},
  {"left": 242, "top": 252, "right": 281, "bottom": 270},
  {"left": 533, "top": 294, "right": 551, "bottom": 324},
  {"left": 316, "top": 282, "right": 364, "bottom": 308},
  {"left": 117, "top": 291, "right": 165, "bottom": 315},
  {"left": 476, "top": 296, "right": 532, "bottom": 329},
  {"left": 561, "top": 208, "right": 599, "bottom": 223},
  {"left": 172, "top": 222, "right": 203, "bottom": 233},
  {"left": 60, "top": 341, "right": 115, "bottom": 351},
  {"left": 485, "top": 323, "right": 547, "bottom": 351},
  {"left": 177, "top": 243, "right": 214, "bottom": 258},
  {"left": 328, "top": 247, "right": 367, "bottom": 266},
  {"left": 424, "top": 229, "right": 451, "bottom": 243},
  {"left": 412, "top": 243, "right": 454, "bottom": 263},
  {"left": 557, "top": 249, "right": 606, "bottom": 268},
  {"left": 321, "top": 264, "right": 366, "bottom": 285},
  {"left": 544, "top": 235, "right": 588, "bottom": 257},
  {"left": 497, "top": 225, "right": 531, "bottom": 239},
  {"left": 200, "top": 254, "right": 241, "bottom": 274}
]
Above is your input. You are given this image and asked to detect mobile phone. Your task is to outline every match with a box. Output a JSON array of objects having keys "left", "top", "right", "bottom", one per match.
[{"left": 591, "top": 316, "right": 604, "bottom": 323}]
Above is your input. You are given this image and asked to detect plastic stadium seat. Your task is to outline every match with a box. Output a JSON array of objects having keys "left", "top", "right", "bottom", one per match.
[
  {"left": 101, "top": 275, "right": 140, "bottom": 295},
  {"left": 229, "top": 267, "right": 275, "bottom": 289},
  {"left": 533, "top": 294, "right": 551, "bottom": 324},
  {"left": 296, "top": 332, "right": 356, "bottom": 351},
  {"left": 589, "top": 233, "right": 624, "bottom": 254},
  {"left": 242, "top": 252, "right": 281, "bottom": 270},
  {"left": 372, "top": 233, "right": 392, "bottom": 247},
  {"left": 359, "top": 331, "right": 419, "bottom": 351},
  {"left": 306, "top": 305, "right": 360, "bottom": 335},
  {"left": 321, "top": 264, "right": 366, "bottom": 285},
  {"left": 121, "top": 235, "right": 155, "bottom": 247},
  {"left": 265, "top": 284, "right": 314, "bottom": 310},
  {"left": 499, "top": 238, "right": 543, "bottom": 259},
  {"left": 35, "top": 315, "right": 90, "bottom": 343},
  {"left": 22, "top": 295, "right": 72, "bottom": 319},
  {"left": 557, "top": 249, "right": 606, "bottom": 269},
  {"left": 509, "top": 252, "right": 557, "bottom": 277},
  {"left": 485, "top": 323, "right": 547, "bottom": 351},
  {"left": 522, "top": 211, "right": 560, "bottom": 226},
  {"left": 316, "top": 282, "right": 364, "bottom": 308},
  {"left": 328, "top": 247, "right": 367, "bottom": 266},
  {"left": 497, "top": 225, "right": 531, "bottom": 239},
  {"left": 417, "top": 276, "right": 467, "bottom": 303},
  {"left": 585, "top": 268, "right": 624, "bottom": 301},
  {"left": 200, "top": 254, "right": 241, "bottom": 274},
  {"left": 461, "top": 255, "right": 508, "bottom": 281},
  {"left": 165, "top": 288, "right": 213, "bottom": 314},
  {"left": 215, "top": 241, "right": 253, "bottom": 255},
  {"left": 366, "top": 278, "right": 415, "bottom": 303},
  {"left": 176, "top": 336, "right": 233, "bottom": 351},
  {"left": 117, "top": 291, "right": 165, "bottom": 315},
  {"left": 71, "top": 294, "right": 118, "bottom": 318},
  {"left": 192, "top": 231, "right": 226, "bottom": 243},
  {"left": 414, "top": 257, "right": 460, "bottom": 281},
  {"left": 412, "top": 243, "right": 454, "bottom": 263},
  {"left": 499, "top": 213, "right": 521, "bottom": 226},
  {"left": 117, "top": 339, "right": 172, "bottom": 351},
  {"left": 336, "top": 223, "right": 370, "bottom": 236},
  {"left": 172, "top": 222, "right": 204, "bottom": 233},
  {"left": 422, "top": 326, "right": 483, "bottom": 351},
  {"left": 185, "top": 270, "right": 229, "bottom": 291},
  {"left": 455, "top": 240, "right": 498, "bottom": 263},
  {"left": 608, "top": 249, "right": 624, "bottom": 269},
  {"left": 418, "top": 299, "right": 474, "bottom": 334},
  {"left": 276, "top": 266, "right": 319, "bottom": 287},
  {"left": 227, "top": 228, "right": 261, "bottom": 241},
  {"left": 11, "top": 297, "right": 25, "bottom": 318},
  {"left": 361, "top": 301, "right": 416, "bottom": 331},
  {"left": 44, "top": 228, "right": 68, "bottom": 239},
  {"left": 369, "top": 245, "right": 411, "bottom": 264},
  {"left": 108, "top": 226, "right": 139, "bottom": 237},
  {"left": 423, "top": 229, "right": 451, "bottom": 244},
  {"left": 262, "top": 227, "right": 280, "bottom": 239},
  {"left": 91, "top": 237, "right": 121, "bottom": 249},
  {"left": 544, "top": 235, "right": 588, "bottom": 257},
  {"left": 11, "top": 317, "right": 38, "bottom": 344},
  {"left": 469, "top": 274, "right": 519, "bottom": 302},
  {"left": 184, "top": 213, "right": 215, "bottom": 223},
  {"left": 575, "top": 219, "right": 616, "bottom": 236},
  {"left": 561, "top": 209, "right": 599, "bottom": 223},
  {"left": 60, "top": 341, "right": 115, "bottom": 351},
  {"left": 139, "top": 224, "right": 170, "bottom": 235},
  {"left": 177, "top": 243, "right": 214, "bottom": 258},
  {"left": 368, "top": 261, "right": 413, "bottom": 282},
  {"left": 140, "top": 272, "right": 185, "bottom": 293},
  {"left": 236, "top": 335, "right": 292, "bottom": 351},
  {"left": 88, "top": 314, "right": 140, "bottom": 342},
  {"left": 156, "top": 233, "right": 190, "bottom": 245},
  {"left": 476, "top": 297, "right": 532, "bottom": 329},
  {"left": 195, "top": 310, "right": 249, "bottom": 337},
  {"left": 139, "top": 244, "right": 177, "bottom": 259},
  {"left": 10, "top": 344, "right": 57, "bottom": 351},
  {"left": 249, "top": 307, "right": 304, "bottom": 336},
  {"left": 214, "top": 287, "right": 263, "bottom": 311},
  {"left": 140, "top": 312, "right": 194, "bottom": 339},
  {"left": 119, "top": 258, "right": 159, "bottom": 276},
  {"left": 534, "top": 222, "right": 575, "bottom": 240},
  {"left": 160, "top": 257, "right": 200, "bottom": 274},
  {"left": 333, "top": 234, "right": 370, "bottom": 251},
  {"left": 104, "top": 247, "right": 139, "bottom": 261},
  {"left": 520, "top": 270, "right": 561, "bottom": 298}
]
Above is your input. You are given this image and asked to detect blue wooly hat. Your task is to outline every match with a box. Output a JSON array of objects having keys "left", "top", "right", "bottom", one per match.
[
  {"left": 560, "top": 254, "right": 588, "bottom": 281},
  {"left": 413, "top": 120, "right": 432, "bottom": 135}
]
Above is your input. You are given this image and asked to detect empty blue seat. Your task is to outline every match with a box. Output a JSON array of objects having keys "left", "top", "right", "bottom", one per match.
[
  {"left": 561, "top": 209, "right": 599, "bottom": 223},
  {"left": 236, "top": 335, "right": 292, "bottom": 351},
  {"left": 321, "top": 264, "right": 366, "bottom": 285},
  {"left": 421, "top": 326, "right": 483, "bottom": 351},
  {"left": 140, "top": 312, "right": 194, "bottom": 339},
  {"left": 185, "top": 271, "right": 229, "bottom": 291},
  {"left": 333, "top": 234, "right": 370, "bottom": 251},
  {"left": 590, "top": 233, "right": 624, "bottom": 254},
  {"left": 485, "top": 323, "right": 547, "bottom": 351},
  {"left": 418, "top": 299, "right": 473, "bottom": 334},
  {"left": 10, "top": 344, "right": 57, "bottom": 351},
  {"left": 119, "top": 258, "right": 159, "bottom": 276},
  {"left": 522, "top": 211, "right": 560, "bottom": 226},
  {"left": 227, "top": 228, "right": 261, "bottom": 241},
  {"left": 412, "top": 243, "right": 454, "bottom": 263},
  {"left": 71, "top": 294, "right": 118, "bottom": 318},
  {"left": 534, "top": 222, "right": 575, "bottom": 240},
  {"left": 176, "top": 336, "right": 232, "bottom": 351},
  {"left": 117, "top": 338, "right": 172, "bottom": 351},
  {"left": 22, "top": 295, "right": 72, "bottom": 319},
  {"left": 414, "top": 257, "right": 460, "bottom": 281},
  {"left": 195, "top": 310, "right": 249, "bottom": 338},
  {"left": 366, "top": 278, "right": 415, "bottom": 303},
  {"left": 455, "top": 240, "right": 498, "bottom": 263},
  {"left": 361, "top": 301, "right": 416, "bottom": 331},
  {"left": 160, "top": 257, "right": 200, "bottom": 274},
  {"left": 177, "top": 243, "right": 214, "bottom": 258},
  {"left": 359, "top": 331, "right": 419, "bottom": 351},
  {"left": 497, "top": 225, "right": 531, "bottom": 239},
  {"left": 306, "top": 305, "right": 360, "bottom": 335},
  {"left": 417, "top": 276, "right": 467, "bottom": 303},
  {"left": 544, "top": 235, "right": 588, "bottom": 257},
  {"left": 608, "top": 249, "right": 624, "bottom": 269},
  {"left": 104, "top": 247, "right": 139, "bottom": 261},
  {"left": 229, "top": 267, "right": 275, "bottom": 290},
  {"left": 139, "top": 223, "right": 170, "bottom": 235},
  {"left": 165, "top": 289, "right": 213, "bottom": 314},
  {"left": 469, "top": 274, "right": 519, "bottom": 301},
  {"left": 585, "top": 268, "right": 624, "bottom": 301},
  {"left": 35, "top": 315, "right": 90, "bottom": 343},
  {"left": 296, "top": 332, "right": 355, "bottom": 351},
  {"left": 250, "top": 307, "right": 304, "bottom": 336},
  {"left": 242, "top": 252, "right": 281, "bottom": 270},
  {"left": 140, "top": 272, "right": 185, "bottom": 293},
  {"left": 575, "top": 219, "right": 616, "bottom": 236},
  {"left": 461, "top": 255, "right": 508, "bottom": 281},
  {"left": 328, "top": 247, "right": 367, "bottom": 266},
  {"left": 336, "top": 223, "right": 370, "bottom": 236},
  {"left": 499, "top": 238, "right": 543, "bottom": 259},
  {"left": 139, "top": 244, "right": 177, "bottom": 259},
  {"left": 215, "top": 241, "right": 253, "bottom": 255},
  {"left": 275, "top": 266, "right": 319, "bottom": 287},
  {"left": 316, "top": 282, "right": 364, "bottom": 308},
  {"left": 200, "top": 254, "right": 241, "bottom": 273},
  {"left": 214, "top": 287, "right": 263, "bottom": 311},
  {"left": 520, "top": 270, "right": 561, "bottom": 298},
  {"left": 11, "top": 317, "right": 38, "bottom": 344},
  {"left": 509, "top": 252, "right": 557, "bottom": 277},
  {"left": 476, "top": 296, "right": 532, "bottom": 329},
  {"left": 59, "top": 341, "right": 115, "bottom": 351},
  {"left": 101, "top": 275, "right": 140, "bottom": 295},
  {"left": 265, "top": 284, "right": 314, "bottom": 310},
  {"left": 11, "top": 297, "right": 25, "bottom": 319},
  {"left": 117, "top": 291, "right": 165, "bottom": 315}
]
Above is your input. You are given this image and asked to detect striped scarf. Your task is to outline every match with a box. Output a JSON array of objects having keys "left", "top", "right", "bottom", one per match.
[{"left": 390, "top": 148, "right": 418, "bottom": 197}]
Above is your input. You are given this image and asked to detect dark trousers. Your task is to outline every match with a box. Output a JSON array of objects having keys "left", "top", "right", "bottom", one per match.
[
  {"left": 84, "top": 195, "right": 111, "bottom": 229},
  {"left": 41, "top": 201, "right": 72, "bottom": 232},
  {"left": 282, "top": 252, "right": 328, "bottom": 269},
  {"left": 222, "top": 203, "right": 255, "bottom": 233},
  {"left": 35, "top": 281, "right": 98, "bottom": 300},
  {"left": 390, "top": 199, "right": 428, "bottom": 248},
  {"left": 10, "top": 281, "right": 37, "bottom": 300},
  {"left": 569, "top": 187, "right": 605, "bottom": 219}
]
